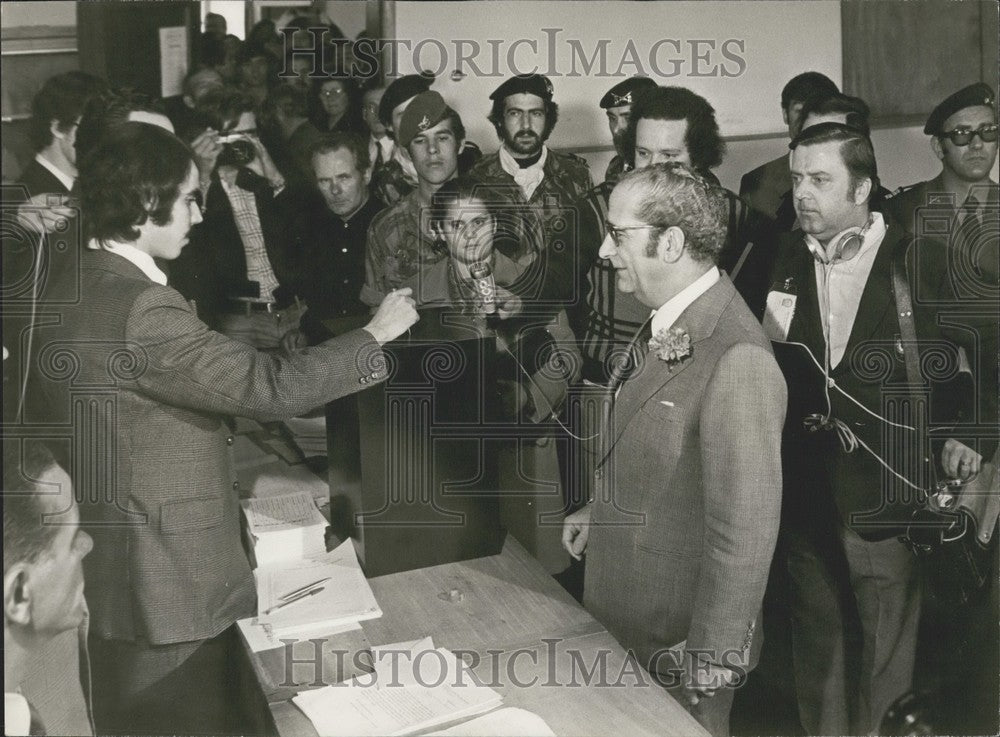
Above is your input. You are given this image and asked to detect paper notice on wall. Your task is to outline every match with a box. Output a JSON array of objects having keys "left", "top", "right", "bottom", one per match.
[{"left": 159, "top": 26, "right": 188, "bottom": 98}]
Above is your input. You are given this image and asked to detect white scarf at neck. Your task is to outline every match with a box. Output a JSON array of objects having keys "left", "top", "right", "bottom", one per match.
[{"left": 499, "top": 145, "right": 548, "bottom": 200}]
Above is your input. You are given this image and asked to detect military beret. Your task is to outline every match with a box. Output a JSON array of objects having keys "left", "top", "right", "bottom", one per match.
[
  {"left": 489, "top": 73, "right": 554, "bottom": 102},
  {"left": 397, "top": 90, "right": 448, "bottom": 148},
  {"left": 925, "top": 82, "right": 996, "bottom": 135},
  {"left": 599, "top": 76, "right": 658, "bottom": 109},
  {"left": 379, "top": 73, "right": 433, "bottom": 128}
]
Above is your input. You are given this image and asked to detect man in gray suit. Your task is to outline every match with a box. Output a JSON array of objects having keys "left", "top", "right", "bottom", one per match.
[
  {"left": 29, "top": 122, "right": 417, "bottom": 734},
  {"left": 562, "top": 163, "right": 786, "bottom": 737}
]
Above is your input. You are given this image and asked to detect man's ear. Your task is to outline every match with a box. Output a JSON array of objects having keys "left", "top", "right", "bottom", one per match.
[
  {"left": 852, "top": 177, "right": 873, "bottom": 206},
  {"left": 4, "top": 564, "right": 32, "bottom": 628},
  {"left": 363, "top": 165, "right": 373, "bottom": 188},
  {"left": 930, "top": 135, "right": 945, "bottom": 162},
  {"left": 182, "top": 94, "right": 196, "bottom": 110},
  {"left": 49, "top": 119, "right": 70, "bottom": 142},
  {"left": 658, "top": 225, "right": 686, "bottom": 263}
]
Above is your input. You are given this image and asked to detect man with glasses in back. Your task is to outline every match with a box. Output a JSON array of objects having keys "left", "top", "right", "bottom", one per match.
[
  {"left": 883, "top": 82, "right": 999, "bottom": 735},
  {"left": 885, "top": 83, "right": 997, "bottom": 239}
]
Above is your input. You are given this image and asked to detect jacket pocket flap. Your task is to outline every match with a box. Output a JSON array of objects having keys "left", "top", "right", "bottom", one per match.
[{"left": 161, "top": 496, "right": 225, "bottom": 533}]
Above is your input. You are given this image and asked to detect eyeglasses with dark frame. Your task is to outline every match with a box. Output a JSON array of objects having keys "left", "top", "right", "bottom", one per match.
[
  {"left": 940, "top": 124, "right": 998, "bottom": 146},
  {"left": 605, "top": 223, "right": 661, "bottom": 246}
]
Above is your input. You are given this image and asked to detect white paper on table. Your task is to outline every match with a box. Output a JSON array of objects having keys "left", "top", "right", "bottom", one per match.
[
  {"left": 256, "top": 540, "right": 381, "bottom": 635},
  {"left": 427, "top": 707, "right": 556, "bottom": 736},
  {"left": 158, "top": 26, "right": 187, "bottom": 98},
  {"left": 237, "top": 617, "right": 362, "bottom": 654},
  {"left": 292, "top": 647, "right": 502, "bottom": 737},
  {"left": 371, "top": 636, "right": 436, "bottom": 688}
]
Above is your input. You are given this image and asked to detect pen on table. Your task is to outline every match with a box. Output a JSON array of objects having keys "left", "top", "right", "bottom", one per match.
[
  {"left": 264, "top": 586, "right": 325, "bottom": 616},
  {"left": 279, "top": 577, "right": 331, "bottom": 601}
]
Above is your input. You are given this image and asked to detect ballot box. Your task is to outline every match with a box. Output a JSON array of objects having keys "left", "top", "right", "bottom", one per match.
[{"left": 324, "top": 309, "right": 506, "bottom": 576}]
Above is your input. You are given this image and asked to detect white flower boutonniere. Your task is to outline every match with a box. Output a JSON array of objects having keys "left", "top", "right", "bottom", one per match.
[{"left": 648, "top": 326, "right": 692, "bottom": 371}]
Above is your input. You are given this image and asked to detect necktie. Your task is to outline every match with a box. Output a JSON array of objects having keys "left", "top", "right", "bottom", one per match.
[{"left": 606, "top": 316, "right": 654, "bottom": 395}]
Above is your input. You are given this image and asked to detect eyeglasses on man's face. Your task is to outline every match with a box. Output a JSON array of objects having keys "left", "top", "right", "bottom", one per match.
[
  {"left": 320, "top": 87, "right": 347, "bottom": 99},
  {"left": 940, "top": 123, "right": 998, "bottom": 146},
  {"left": 605, "top": 223, "right": 659, "bottom": 246}
]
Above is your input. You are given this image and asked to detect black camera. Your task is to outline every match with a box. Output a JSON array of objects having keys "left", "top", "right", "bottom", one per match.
[{"left": 216, "top": 134, "right": 256, "bottom": 167}]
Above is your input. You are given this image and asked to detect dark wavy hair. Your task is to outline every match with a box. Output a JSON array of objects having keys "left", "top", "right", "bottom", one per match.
[
  {"left": 791, "top": 121, "right": 880, "bottom": 201},
  {"left": 781, "top": 71, "right": 839, "bottom": 111},
  {"left": 487, "top": 97, "right": 559, "bottom": 142},
  {"left": 79, "top": 122, "right": 194, "bottom": 245},
  {"left": 28, "top": 71, "right": 107, "bottom": 153},
  {"left": 75, "top": 88, "right": 169, "bottom": 162},
  {"left": 625, "top": 86, "right": 725, "bottom": 173}
]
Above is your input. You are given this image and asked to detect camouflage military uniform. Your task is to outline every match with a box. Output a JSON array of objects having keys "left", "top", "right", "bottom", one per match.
[
  {"left": 372, "top": 142, "right": 484, "bottom": 207},
  {"left": 361, "top": 190, "right": 450, "bottom": 308},
  {"left": 469, "top": 148, "right": 593, "bottom": 262}
]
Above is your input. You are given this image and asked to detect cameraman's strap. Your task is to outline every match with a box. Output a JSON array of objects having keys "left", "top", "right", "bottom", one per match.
[{"left": 891, "top": 245, "right": 922, "bottom": 389}]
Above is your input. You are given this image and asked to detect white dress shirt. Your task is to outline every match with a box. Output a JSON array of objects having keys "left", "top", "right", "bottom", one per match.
[
  {"left": 5, "top": 692, "right": 31, "bottom": 736},
  {"left": 805, "top": 212, "right": 888, "bottom": 368},
  {"left": 94, "top": 240, "right": 168, "bottom": 285},
  {"left": 650, "top": 266, "right": 720, "bottom": 337}
]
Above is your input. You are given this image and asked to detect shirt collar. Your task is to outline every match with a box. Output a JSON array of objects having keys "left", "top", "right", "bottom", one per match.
[
  {"left": 805, "top": 212, "right": 886, "bottom": 264},
  {"left": 5, "top": 692, "right": 31, "bottom": 736},
  {"left": 34, "top": 152, "right": 75, "bottom": 192},
  {"left": 92, "top": 239, "right": 168, "bottom": 285},
  {"left": 650, "top": 266, "right": 720, "bottom": 337}
]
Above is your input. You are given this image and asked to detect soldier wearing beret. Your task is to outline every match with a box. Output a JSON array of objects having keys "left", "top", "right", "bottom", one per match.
[
  {"left": 884, "top": 82, "right": 999, "bottom": 735},
  {"left": 469, "top": 73, "right": 593, "bottom": 263},
  {"left": 371, "top": 73, "right": 481, "bottom": 206},
  {"left": 600, "top": 76, "right": 657, "bottom": 183},
  {"left": 884, "top": 82, "right": 997, "bottom": 237},
  {"left": 362, "top": 91, "right": 511, "bottom": 308}
]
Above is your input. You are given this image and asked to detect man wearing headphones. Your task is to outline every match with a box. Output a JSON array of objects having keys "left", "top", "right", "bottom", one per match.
[{"left": 766, "top": 122, "right": 985, "bottom": 735}]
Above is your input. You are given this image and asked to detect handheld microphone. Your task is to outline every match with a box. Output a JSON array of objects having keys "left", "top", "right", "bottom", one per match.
[{"left": 469, "top": 260, "right": 497, "bottom": 315}]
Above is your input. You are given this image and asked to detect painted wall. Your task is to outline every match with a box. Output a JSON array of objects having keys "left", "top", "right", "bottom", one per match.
[
  {"left": 393, "top": 0, "right": 997, "bottom": 194},
  {"left": 392, "top": 0, "right": 842, "bottom": 149}
]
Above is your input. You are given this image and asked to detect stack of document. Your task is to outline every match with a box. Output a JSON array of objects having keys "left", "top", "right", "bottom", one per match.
[
  {"left": 293, "top": 637, "right": 503, "bottom": 736},
  {"left": 240, "top": 490, "right": 327, "bottom": 567},
  {"left": 283, "top": 415, "right": 329, "bottom": 457},
  {"left": 255, "top": 539, "right": 382, "bottom": 639}
]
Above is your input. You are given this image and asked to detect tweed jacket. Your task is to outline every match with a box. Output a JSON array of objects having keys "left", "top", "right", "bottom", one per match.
[
  {"left": 584, "top": 275, "right": 786, "bottom": 676},
  {"left": 31, "top": 249, "right": 386, "bottom": 645}
]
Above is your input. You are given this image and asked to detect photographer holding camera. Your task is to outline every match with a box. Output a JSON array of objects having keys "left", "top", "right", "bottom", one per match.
[{"left": 182, "top": 86, "right": 310, "bottom": 350}]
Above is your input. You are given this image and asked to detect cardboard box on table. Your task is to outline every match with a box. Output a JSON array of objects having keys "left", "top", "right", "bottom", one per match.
[{"left": 323, "top": 309, "right": 506, "bottom": 576}]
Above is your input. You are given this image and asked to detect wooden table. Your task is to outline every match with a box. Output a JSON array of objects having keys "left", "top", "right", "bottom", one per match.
[{"left": 243, "top": 537, "right": 708, "bottom": 737}]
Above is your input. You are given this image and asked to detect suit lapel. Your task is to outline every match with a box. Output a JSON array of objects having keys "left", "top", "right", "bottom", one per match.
[{"left": 603, "top": 277, "right": 734, "bottom": 456}]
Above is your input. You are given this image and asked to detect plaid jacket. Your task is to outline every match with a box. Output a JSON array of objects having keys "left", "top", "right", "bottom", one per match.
[
  {"left": 531, "top": 178, "right": 773, "bottom": 383},
  {"left": 32, "top": 249, "right": 386, "bottom": 645}
]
